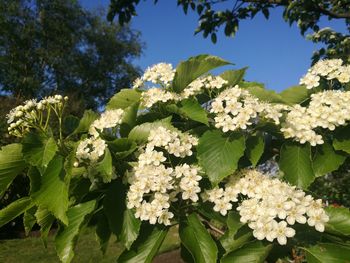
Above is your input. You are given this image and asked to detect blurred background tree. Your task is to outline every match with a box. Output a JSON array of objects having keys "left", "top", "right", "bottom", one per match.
[{"left": 107, "top": 0, "right": 350, "bottom": 63}]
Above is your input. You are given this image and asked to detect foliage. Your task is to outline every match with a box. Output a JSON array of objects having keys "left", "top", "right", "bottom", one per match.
[
  {"left": 107, "top": 0, "right": 350, "bottom": 62},
  {"left": 0, "top": 0, "right": 142, "bottom": 109},
  {"left": 1, "top": 54, "right": 350, "bottom": 263}
]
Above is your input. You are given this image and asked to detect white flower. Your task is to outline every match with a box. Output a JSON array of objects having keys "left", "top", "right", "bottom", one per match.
[{"left": 89, "top": 109, "right": 124, "bottom": 137}]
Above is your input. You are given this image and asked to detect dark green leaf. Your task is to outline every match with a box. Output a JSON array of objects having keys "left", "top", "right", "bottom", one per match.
[
  {"left": 107, "top": 138, "right": 137, "bottom": 159},
  {"left": 333, "top": 125, "right": 350, "bottom": 154},
  {"left": 72, "top": 110, "right": 99, "bottom": 134},
  {"left": 35, "top": 207, "right": 55, "bottom": 246},
  {"left": 303, "top": 243, "right": 350, "bottom": 263},
  {"left": 245, "top": 135, "right": 264, "bottom": 167},
  {"left": 197, "top": 130, "right": 245, "bottom": 185},
  {"left": 96, "top": 212, "right": 111, "bottom": 255},
  {"left": 173, "top": 55, "right": 231, "bottom": 93},
  {"left": 55, "top": 200, "right": 96, "bottom": 263},
  {"left": 106, "top": 89, "right": 141, "bottom": 110},
  {"left": 0, "top": 197, "right": 33, "bottom": 227},
  {"left": 117, "top": 225, "right": 168, "bottom": 263},
  {"left": 31, "top": 155, "right": 69, "bottom": 224},
  {"left": 279, "top": 142, "right": 315, "bottom": 189},
  {"left": 220, "top": 227, "right": 253, "bottom": 254},
  {"left": 64, "top": 115, "right": 80, "bottom": 135},
  {"left": 0, "top": 144, "right": 26, "bottom": 196},
  {"left": 179, "top": 213, "right": 218, "bottom": 263},
  {"left": 120, "top": 209, "right": 141, "bottom": 249},
  {"left": 92, "top": 149, "right": 113, "bottom": 183},
  {"left": 221, "top": 241, "right": 272, "bottom": 263},
  {"left": 23, "top": 207, "right": 37, "bottom": 236},
  {"left": 325, "top": 206, "right": 350, "bottom": 236},
  {"left": 313, "top": 143, "right": 346, "bottom": 177},
  {"left": 180, "top": 98, "right": 209, "bottom": 125}
]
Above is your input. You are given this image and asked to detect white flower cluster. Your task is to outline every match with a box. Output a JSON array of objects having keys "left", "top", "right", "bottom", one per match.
[
  {"left": 75, "top": 137, "right": 107, "bottom": 164},
  {"left": 181, "top": 75, "right": 228, "bottom": 98},
  {"left": 211, "top": 85, "right": 287, "bottom": 132},
  {"left": 205, "top": 169, "right": 329, "bottom": 245},
  {"left": 89, "top": 109, "right": 124, "bottom": 137},
  {"left": 7, "top": 95, "right": 67, "bottom": 137},
  {"left": 133, "top": 63, "right": 175, "bottom": 89},
  {"left": 127, "top": 126, "right": 200, "bottom": 225},
  {"left": 141, "top": 88, "right": 177, "bottom": 108},
  {"left": 281, "top": 90, "right": 350, "bottom": 145},
  {"left": 300, "top": 59, "right": 350, "bottom": 89}
]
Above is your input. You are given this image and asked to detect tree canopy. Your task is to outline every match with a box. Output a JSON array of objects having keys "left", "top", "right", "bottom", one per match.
[
  {"left": 0, "top": 0, "right": 143, "bottom": 109},
  {"left": 107, "top": 0, "right": 350, "bottom": 62}
]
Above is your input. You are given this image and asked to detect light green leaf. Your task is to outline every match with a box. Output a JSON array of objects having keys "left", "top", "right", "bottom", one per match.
[
  {"left": 72, "top": 110, "right": 99, "bottom": 134},
  {"left": 128, "top": 117, "right": 172, "bottom": 144},
  {"left": 180, "top": 98, "right": 209, "bottom": 125},
  {"left": 221, "top": 241, "right": 272, "bottom": 263},
  {"left": 92, "top": 149, "right": 113, "bottom": 183},
  {"left": 55, "top": 200, "right": 96, "bottom": 263},
  {"left": 106, "top": 89, "right": 141, "bottom": 110},
  {"left": 279, "top": 85, "right": 311, "bottom": 104},
  {"left": 120, "top": 209, "right": 141, "bottom": 249},
  {"left": 179, "top": 213, "right": 218, "bottom": 263},
  {"left": 120, "top": 102, "right": 139, "bottom": 137},
  {"left": 220, "top": 68, "right": 247, "bottom": 86},
  {"left": 173, "top": 55, "right": 231, "bottom": 93},
  {"left": 333, "top": 125, "right": 350, "bottom": 154},
  {"left": 245, "top": 135, "right": 264, "bottom": 167},
  {"left": 0, "top": 197, "right": 33, "bottom": 227},
  {"left": 23, "top": 207, "right": 37, "bottom": 236},
  {"left": 35, "top": 207, "right": 55, "bottom": 246},
  {"left": 313, "top": 143, "right": 346, "bottom": 177},
  {"left": 31, "top": 155, "right": 69, "bottom": 224},
  {"left": 107, "top": 138, "right": 137, "bottom": 159},
  {"left": 279, "top": 142, "right": 315, "bottom": 189},
  {"left": 245, "top": 86, "right": 284, "bottom": 103},
  {"left": 303, "top": 243, "right": 350, "bottom": 263},
  {"left": 22, "top": 133, "right": 58, "bottom": 169},
  {"left": 197, "top": 130, "right": 245, "bottom": 185},
  {"left": 325, "top": 206, "right": 350, "bottom": 236},
  {"left": 117, "top": 225, "right": 168, "bottom": 263},
  {"left": 220, "top": 228, "right": 253, "bottom": 254},
  {"left": 0, "top": 144, "right": 26, "bottom": 196}
]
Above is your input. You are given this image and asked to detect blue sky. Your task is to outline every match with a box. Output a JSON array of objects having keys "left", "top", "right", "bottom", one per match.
[{"left": 81, "top": 0, "right": 347, "bottom": 91}]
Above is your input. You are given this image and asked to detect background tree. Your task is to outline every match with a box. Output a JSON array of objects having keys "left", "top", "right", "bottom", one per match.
[
  {"left": 0, "top": 0, "right": 143, "bottom": 111},
  {"left": 107, "top": 0, "right": 350, "bottom": 62}
]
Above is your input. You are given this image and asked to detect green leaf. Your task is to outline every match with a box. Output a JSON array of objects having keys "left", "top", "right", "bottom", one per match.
[
  {"left": 173, "top": 55, "right": 231, "bottom": 93},
  {"left": 333, "top": 125, "right": 350, "bottom": 154},
  {"left": 245, "top": 86, "right": 284, "bottom": 103},
  {"left": 197, "top": 130, "right": 245, "bottom": 185},
  {"left": 107, "top": 138, "right": 137, "bottom": 159},
  {"left": 31, "top": 155, "right": 69, "bottom": 224},
  {"left": 55, "top": 200, "right": 96, "bottom": 263},
  {"left": 117, "top": 225, "right": 168, "bottom": 263},
  {"left": 92, "top": 149, "right": 113, "bottom": 183},
  {"left": 120, "top": 102, "right": 139, "bottom": 137},
  {"left": 106, "top": 89, "right": 141, "bottom": 110},
  {"left": 96, "top": 212, "right": 111, "bottom": 255},
  {"left": 220, "top": 227, "right": 253, "bottom": 254},
  {"left": 0, "top": 144, "right": 26, "bottom": 196},
  {"left": 23, "top": 207, "right": 37, "bottom": 236},
  {"left": 227, "top": 211, "right": 244, "bottom": 236},
  {"left": 179, "top": 213, "right": 218, "bottom": 263},
  {"left": 220, "top": 68, "right": 247, "bottom": 86},
  {"left": 325, "top": 206, "right": 350, "bottom": 236},
  {"left": 120, "top": 209, "right": 141, "bottom": 249},
  {"left": 0, "top": 197, "right": 33, "bottom": 227},
  {"left": 221, "top": 241, "right": 272, "bottom": 263},
  {"left": 279, "top": 142, "right": 315, "bottom": 189},
  {"left": 303, "top": 243, "right": 350, "bottom": 263},
  {"left": 63, "top": 115, "right": 80, "bottom": 135},
  {"left": 72, "top": 110, "right": 99, "bottom": 134},
  {"left": 35, "top": 207, "right": 55, "bottom": 246},
  {"left": 245, "top": 135, "right": 264, "bottom": 167},
  {"left": 313, "top": 143, "right": 346, "bottom": 177},
  {"left": 22, "top": 133, "right": 58, "bottom": 169},
  {"left": 128, "top": 117, "right": 172, "bottom": 144},
  {"left": 180, "top": 98, "right": 209, "bottom": 125},
  {"left": 279, "top": 85, "right": 311, "bottom": 104}
]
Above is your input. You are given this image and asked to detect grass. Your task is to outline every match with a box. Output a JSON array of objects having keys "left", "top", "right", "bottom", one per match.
[{"left": 0, "top": 226, "right": 180, "bottom": 263}]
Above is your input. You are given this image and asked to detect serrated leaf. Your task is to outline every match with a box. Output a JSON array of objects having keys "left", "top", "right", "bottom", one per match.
[
  {"left": 173, "top": 55, "right": 232, "bottom": 93},
  {"left": 22, "top": 133, "right": 58, "bottom": 169},
  {"left": 120, "top": 209, "right": 141, "bottom": 249},
  {"left": 31, "top": 155, "right": 69, "bottom": 224},
  {"left": 117, "top": 225, "right": 168, "bottom": 263},
  {"left": 179, "top": 213, "right": 218, "bottom": 263},
  {"left": 35, "top": 207, "right": 55, "bottom": 246},
  {"left": 0, "top": 197, "right": 33, "bottom": 227},
  {"left": 23, "top": 207, "right": 37, "bottom": 236},
  {"left": 220, "top": 68, "right": 247, "bottom": 86},
  {"left": 55, "top": 200, "right": 96, "bottom": 263},
  {"left": 303, "top": 243, "right": 350, "bottom": 263},
  {"left": 0, "top": 143, "right": 26, "bottom": 196},
  {"left": 72, "top": 110, "right": 99, "bottom": 134},
  {"left": 333, "top": 125, "right": 350, "bottom": 154},
  {"left": 197, "top": 130, "right": 245, "bottom": 185},
  {"left": 279, "top": 142, "right": 315, "bottom": 189},
  {"left": 313, "top": 143, "right": 346, "bottom": 177},
  {"left": 180, "top": 98, "right": 209, "bottom": 125},
  {"left": 106, "top": 89, "right": 141, "bottom": 110},
  {"left": 325, "top": 206, "right": 350, "bottom": 236},
  {"left": 245, "top": 135, "right": 264, "bottom": 167},
  {"left": 221, "top": 241, "right": 272, "bottom": 263},
  {"left": 279, "top": 85, "right": 311, "bottom": 104},
  {"left": 128, "top": 117, "right": 172, "bottom": 144}
]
